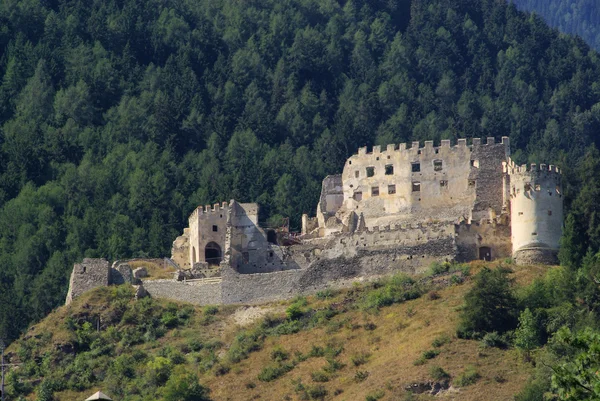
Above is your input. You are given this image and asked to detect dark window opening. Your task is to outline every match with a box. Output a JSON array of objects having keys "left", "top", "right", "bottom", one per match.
[
  {"left": 468, "top": 180, "right": 476, "bottom": 188},
  {"left": 212, "top": 225, "right": 218, "bottom": 232},
  {"left": 394, "top": 144, "right": 400, "bottom": 150},
  {"left": 418, "top": 150, "right": 422, "bottom": 155},
  {"left": 366, "top": 167, "right": 375, "bottom": 177},
  {"left": 387, "top": 155, "right": 391, "bottom": 159},
  {"left": 372, "top": 187, "right": 379, "bottom": 196},
  {"left": 548, "top": 191, "right": 552, "bottom": 196},
  {"left": 388, "top": 185, "right": 396, "bottom": 194},
  {"left": 376, "top": 157, "right": 379, "bottom": 161},
  {"left": 548, "top": 210, "right": 552, "bottom": 216},
  {"left": 440, "top": 180, "right": 448, "bottom": 188},
  {"left": 518, "top": 212, "right": 524, "bottom": 216},
  {"left": 205, "top": 242, "right": 222, "bottom": 265},
  {"left": 532, "top": 232, "right": 538, "bottom": 236},
  {"left": 355, "top": 171, "right": 359, "bottom": 178},
  {"left": 412, "top": 182, "right": 421, "bottom": 192},
  {"left": 433, "top": 160, "right": 443, "bottom": 171},
  {"left": 267, "top": 230, "right": 278, "bottom": 245},
  {"left": 349, "top": 160, "right": 352, "bottom": 165},
  {"left": 82, "top": 266, "right": 86, "bottom": 273},
  {"left": 524, "top": 183, "right": 531, "bottom": 192},
  {"left": 353, "top": 191, "right": 363, "bottom": 201},
  {"left": 385, "top": 164, "right": 394, "bottom": 175},
  {"left": 435, "top": 149, "right": 439, "bottom": 154},
  {"left": 479, "top": 247, "right": 492, "bottom": 261},
  {"left": 412, "top": 162, "right": 420, "bottom": 172}
]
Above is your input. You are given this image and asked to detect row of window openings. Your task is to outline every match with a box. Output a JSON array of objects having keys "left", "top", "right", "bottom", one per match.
[
  {"left": 358, "top": 160, "right": 480, "bottom": 178},
  {"left": 353, "top": 179, "right": 468, "bottom": 199},
  {"left": 513, "top": 185, "right": 561, "bottom": 196}
]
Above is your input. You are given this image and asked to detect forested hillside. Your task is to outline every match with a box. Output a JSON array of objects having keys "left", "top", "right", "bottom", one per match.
[
  {"left": 511, "top": 0, "right": 600, "bottom": 51},
  {"left": 2, "top": 0, "right": 600, "bottom": 342}
]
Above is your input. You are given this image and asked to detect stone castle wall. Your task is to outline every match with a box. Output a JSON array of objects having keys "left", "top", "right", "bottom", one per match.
[
  {"left": 142, "top": 279, "right": 222, "bottom": 305},
  {"left": 338, "top": 137, "right": 510, "bottom": 229}
]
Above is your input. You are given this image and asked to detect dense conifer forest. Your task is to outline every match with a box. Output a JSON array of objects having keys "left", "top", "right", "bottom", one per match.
[
  {"left": 2, "top": 0, "right": 600, "bottom": 342},
  {"left": 512, "top": 0, "right": 600, "bottom": 51}
]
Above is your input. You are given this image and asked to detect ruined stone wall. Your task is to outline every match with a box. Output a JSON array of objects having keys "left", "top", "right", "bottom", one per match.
[
  {"left": 469, "top": 137, "right": 511, "bottom": 220},
  {"left": 142, "top": 279, "right": 222, "bottom": 304},
  {"left": 188, "top": 202, "right": 229, "bottom": 266},
  {"left": 65, "top": 259, "right": 110, "bottom": 304},
  {"left": 231, "top": 221, "right": 456, "bottom": 276},
  {"left": 221, "top": 232, "right": 455, "bottom": 304},
  {"left": 316, "top": 175, "right": 344, "bottom": 234},
  {"left": 171, "top": 228, "right": 190, "bottom": 268},
  {"left": 455, "top": 220, "right": 512, "bottom": 262}
]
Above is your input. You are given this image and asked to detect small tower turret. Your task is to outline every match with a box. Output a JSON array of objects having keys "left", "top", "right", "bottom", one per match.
[{"left": 506, "top": 159, "right": 563, "bottom": 265}]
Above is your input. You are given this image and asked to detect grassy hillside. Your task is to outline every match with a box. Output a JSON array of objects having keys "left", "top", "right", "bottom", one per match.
[{"left": 4, "top": 262, "right": 547, "bottom": 401}]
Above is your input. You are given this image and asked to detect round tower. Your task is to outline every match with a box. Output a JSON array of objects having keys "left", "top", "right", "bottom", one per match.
[{"left": 506, "top": 159, "right": 563, "bottom": 265}]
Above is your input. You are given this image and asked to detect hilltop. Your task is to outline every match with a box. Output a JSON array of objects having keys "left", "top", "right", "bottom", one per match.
[{"left": 4, "top": 261, "right": 548, "bottom": 401}]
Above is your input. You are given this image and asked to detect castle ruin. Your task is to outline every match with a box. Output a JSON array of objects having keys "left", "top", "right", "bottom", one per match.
[{"left": 66, "top": 137, "right": 564, "bottom": 305}]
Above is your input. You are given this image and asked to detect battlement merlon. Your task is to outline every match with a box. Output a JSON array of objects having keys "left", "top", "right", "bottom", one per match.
[
  {"left": 188, "top": 201, "right": 232, "bottom": 222},
  {"left": 351, "top": 137, "right": 510, "bottom": 161},
  {"left": 505, "top": 157, "right": 562, "bottom": 176}
]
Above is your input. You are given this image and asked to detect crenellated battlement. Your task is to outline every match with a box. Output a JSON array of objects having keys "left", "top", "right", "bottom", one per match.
[
  {"left": 355, "top": 136, "right": 509, "bottom": 158},
  {"left": 504, "top": 157, "right": 561, "bottom": 176},
  {"left": 189, "top": 201, "right": 230, "bottom": 221}
]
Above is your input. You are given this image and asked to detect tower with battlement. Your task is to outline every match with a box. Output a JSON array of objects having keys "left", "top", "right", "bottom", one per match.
[{"left": 505, "top": 159, "right": 563, "bottom": 265}]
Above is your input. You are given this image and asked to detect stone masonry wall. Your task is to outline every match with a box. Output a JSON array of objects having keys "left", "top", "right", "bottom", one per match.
[
  {"left": 65, "top": 259, "right": 110, "bottom": 305},
  {"left": 142, "top": 279, "right": 223, "bottom": 304}
]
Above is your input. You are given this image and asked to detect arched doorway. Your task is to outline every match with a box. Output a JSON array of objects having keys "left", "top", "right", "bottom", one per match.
[{"left": 205, "top": 242, "right": 222, "bottom": 265}]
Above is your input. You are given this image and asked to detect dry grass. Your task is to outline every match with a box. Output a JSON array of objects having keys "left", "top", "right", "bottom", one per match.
[
  {"left": 128, "top": 260, "right": 176, "bottom": 279},
  {"left": 11, "top": 261, "right": 547, "bottom": 401}
]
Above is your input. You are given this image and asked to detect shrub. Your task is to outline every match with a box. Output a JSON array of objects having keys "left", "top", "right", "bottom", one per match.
[
  {"left": 428, "top": 262, "right": 450, "bottom": 276},
  {"left": 457, "top": 267, "right": 518, "bottom": 339},
  {"left": 431, "top": 335, "right": 451, "bottom": 348},
  {"left": 429, "top": 365, "right": 450, "bottom": 380},
  {"left": 351, "top": 352, "right": 370, "bottom": 367},
  {"left": 270, "top": 347, "right": 289, "bottom": 362},
  {"left": 315, "top": 289, "right": 335, "bottom": 299},
  {"left": 203, "top": 305, "right": 218, "bottom": 315},
  {"left": 480, "top": 331, "right": 509, "bottom": 349},
  {"left": 145, "top": 357, "right": 172, "bottom": 386},
  {"left": 306, "top": 385, "right": 327, "bottom": 399},
  {"left": 227, "top": 326, "right": 265, "bottom": 363},
  {"left": 365, "top": 389, "right": 385, "bottom": 401},
  {"left": 163, "top": 372, "right": 211, "bottom": 401},
  {"left": 257, "top": 363, "right": 294, "bottom": 382},
  {"left": 450, "top": 275, "right": 464, "bottom": 285},
  {"left": 323, "top": 358, "right": 344, "bottom": 373},
  {"left": 455, "top": 366, "right": 480, "bottom": 387},
  {"left": 355, "top": 370, "right": 369, "bottom": 382},
  {"left": 285, "top": 304, "right": 304, "bottom": 321},
  {"left": 310, "top": 370, "right": 330, "bottom": 382}
]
